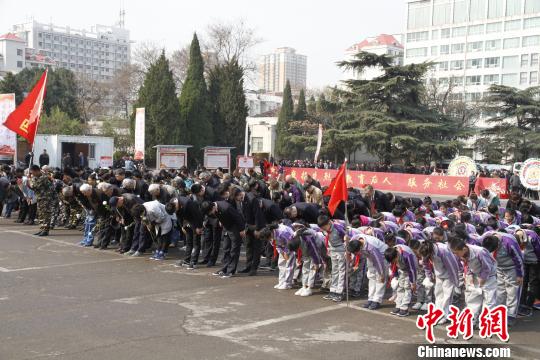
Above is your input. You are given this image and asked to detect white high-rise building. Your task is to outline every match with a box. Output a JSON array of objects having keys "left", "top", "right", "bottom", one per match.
[
  {"left": 343, "top": 34, "right": 404, "bottom": 81},
  {"left": 9, "top": 20, "right": 130, "bottom": 81},
  {"left": 257, "top": 47, "right": 307, "bottom": 94},
  {"left": 404, "top": 0, "right": 540, "bottom": 104}
]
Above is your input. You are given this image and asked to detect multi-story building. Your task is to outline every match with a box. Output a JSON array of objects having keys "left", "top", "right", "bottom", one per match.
[
  {"left": 0, "top": 33, "right": 27, "bottom": 76},
  {"left": 343, "top": 34, "right": 404, "bottom": 81},
  {"left": 257, "top": 47, "right": 307, "bottom": 94},
  {"left": 10, "top": 20, "right": 130, "bottom": 81},
  {"left": 404, "top": 0, "right": 540, "bottom": 102},
  {"left": 245, "top": 90, "right": 283, "bottom": 116}
]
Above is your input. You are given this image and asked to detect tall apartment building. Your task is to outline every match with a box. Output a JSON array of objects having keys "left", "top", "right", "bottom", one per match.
[
  {"left": 7, "top": 20, "right": 130, "bottom": 80},
  {"left": 257, "top": 47, "right": 307, "bottom": 94},
  {"left": 404, "top": 0, "right": 540, "bottom": 101},
  {"left": 343, "top": 34, "right": 404, "bottom": 81}
]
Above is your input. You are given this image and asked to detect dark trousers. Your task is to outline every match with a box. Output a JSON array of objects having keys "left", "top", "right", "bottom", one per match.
[
  {"left": 158, "top": 231, "right": 171, "bottom": 252},
  {"left": 220, "top": 229, "right": 242, "bottom": 275},
  {"left": 244, "top": 229, "right": 262, "bottom": 271},
  {"left": 184, "top": 226, "right": 202, "bottom": 264},
  {"left": 120, "top": 222, "right": 134, "bottom": 251},
  {"left": 468, "top": 184, "right": 475, "bottom": 196},
  {"left": 202, "top": 220, "right": 222, "bottom": 265},
  {"left": 28, "top": 203, "right": 37, "bottom": 222},
  {"left": 131, "top": 219, "right": 150, "bottom": 252},
  {"left": 521, "top": 263, "right": 540, "bottom": 307},
  {"left": 17, "top": 199, "right": 29, "bottom": 222}
]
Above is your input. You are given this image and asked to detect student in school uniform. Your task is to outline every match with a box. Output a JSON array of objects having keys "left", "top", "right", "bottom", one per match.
[
  {"left": 480, "top": 230, "right": 524, "bottom": 326},
  {"left": 260, "top": 223, "right": 296, "bottom": 290},
  {"left": 347, "top": 233, "right": 388, "bottom": 310},
  {"left": 448, "top": 234, "right": 497, "bottom": 325},
  {"left": 419, "top": 240, "right": 461, "bottom": 322},
  {"left": 318, "top": 215, "right": 347, "bottom": 302},
  {"left": 384, "top": 243, "right": 418, "bottom": 317}
]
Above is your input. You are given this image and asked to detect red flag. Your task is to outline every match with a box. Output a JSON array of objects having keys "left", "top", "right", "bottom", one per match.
[
  {"left": 3, "top": 69, "right": 48, "bottom": 145},
  {"left": 325, "top": 162, "right": 348, "bottom": 215}
]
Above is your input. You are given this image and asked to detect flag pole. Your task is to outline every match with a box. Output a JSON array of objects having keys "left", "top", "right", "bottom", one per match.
[
  {"left": 30, "top": 68, "right": 47, "bottom": 167},
  {"left": 343, "top": 158, "right": 350, "bottom": 308}
]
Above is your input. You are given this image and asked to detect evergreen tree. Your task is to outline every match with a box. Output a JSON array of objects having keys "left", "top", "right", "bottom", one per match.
[
  {"left": 179, "top": 33, "right": 214, "bottom": 163},
  {"left": 275, "top": 80, "right": 295, "bottom": 158},
  {"left": 0, "top": 72, "right": 23, "bottom": 105},
  {"left": 209, "top": 60, "right": 248, "bottom": 150},
  {"left": 132, "top": 51, "right": 180, "bottom": 162},
  {"left": 294, "top": 88, "right": 307, "bottom": 120},
  {"left": 307, "top": 95, "right": 316, "bottom": 116},
  {"left": 480, "top": 85, "right": 540, "bottom": 162}
]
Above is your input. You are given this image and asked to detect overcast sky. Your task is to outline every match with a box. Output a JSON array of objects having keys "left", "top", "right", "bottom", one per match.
[{"left": 0, "top": 0, "right": 407, "bottom": 88}]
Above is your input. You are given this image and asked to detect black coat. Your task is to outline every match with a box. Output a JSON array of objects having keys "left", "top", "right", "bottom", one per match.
[
  {"left": 361, "top": 190, "right": 391, "bottom": 213},
  {"left": 256, "top": 198, "right": 283, "bottom": 229},
  {"left": 39, "top": 153, "right": 49, "bottom": 167},
  {"left": 289, "top": 202, "right": 320, "bottom": 224},
  {"left": 176, "top": 196, "right": 204, "bottom": 229},
  {"left": 215, "top": 200, "right": 246, "bottom": 232}
]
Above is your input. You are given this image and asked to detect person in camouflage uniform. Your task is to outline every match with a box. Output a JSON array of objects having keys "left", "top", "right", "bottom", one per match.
[
  {"left": 61, "top": 185, "right": 84, "bottom": 229},
  {"left": 29, "top": 165, "right": 54, "bottom": 236}
]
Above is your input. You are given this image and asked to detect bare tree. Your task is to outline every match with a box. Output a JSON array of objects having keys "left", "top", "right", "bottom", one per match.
[
  {"left": 205, "top": 19, "right": 262, "bottom": 75},
  {"left": 76, "top": 74, "right": 110, "bottom": 123},
  {"left": 132, "top": 40, "right": 162, "bottom": 73},
  {"left": 110, "top": 64, "right": 140, "bottom": 119}
]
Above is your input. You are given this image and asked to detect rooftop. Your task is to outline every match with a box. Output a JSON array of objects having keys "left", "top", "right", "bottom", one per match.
[
  {"left": 346, "top": 34, "right": 403, "bottom": 52},
  {"left": 0, "top": 33, "right": 25, "bottom": 42}
]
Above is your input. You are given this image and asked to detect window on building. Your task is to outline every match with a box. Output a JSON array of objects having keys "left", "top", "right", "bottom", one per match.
[
  {"left": 406, "top": 47, "right": 427, "bottom": 57},
  {"left": 506, "top": 0, "right": 523, "bottom": 16},
  {"left": 452, "top": 26, "right": 467, "bottom": 37},
  {"left": 525, "top": 0, "right": 540, "bottom": 13},
  {"left": 465, "top": 92, "right": 482, "bottom": 102},
  {"left": 468, "top": 41, "right": 484, "bottom": 52},
  {"left": 503, "top": 38, "right": 520, "bottom": 49},
  {"left": 488, "top": 0, "right": 504, "bottom": 18},
  {"left": 520, "top": 72, "right": 529, "bottom": 84},
  {"left": 468, "top": 24, "right": 484, "bottom": 35},
  {"left": 467, "top": 58, "right": 483, "bottom": 68},
  {"left": 53, "top": 36, "right": 58, "bottom": 41},
  {"left": 523, "top": 35, "right": 540, "bottom": 47},
  {"left": 470, "top": 0, "right": 487, "bottom": 20},
  {"left": 485, "top": 39, "right": 501, "bottom": 50},
  {"left": 505, "top": 20, "right": 522, "bottom": 31},
  {"left": 484, "top": 74, "right": 500, "bottom": 84},
  {"left": 431, "top": 46, "right": 439, "bottom": 55},
  {"left": 407, "top": 31, "right": 429, "bottom": 42},
  {"left": 522, "top": 54, "right": 530, "bottom": 66},
  {"left": 441, "top": 28, "right": 451, "bottom": 38},
  {"left": 440, "top": 44, "right": 450, "bottom": 54},
  {"left": 16, "top": 48, "right": 22, "bottom": 56},
  {"left": 439, "top": 77, "right": 449, "bottom": 85},
  {"left": 503, "top": 55, "right": 519, "bottom": 68},
  {"left": 432, "top": 29, "right": 440, "bottom": 39},
  {"left": 486, "top": 22, "right": 502, "bottom": 33},
  {"left": 524, "top": 17, "right": 540, "bottom": 29},
  {"left": 466, "top": 75, "right": 482, "bottom": 85},
  {"left": 439, "top": 61, "right": 449, "bottom": 71},
  {"left": 252, "top": 137, "right": 263, "bottom": 152},
  {"left": 532, "top": 53, "right": 539, "bottom": 66},
  {"left": 89, "top": 144, "right": 95, "bottom": 159},
  {"left": 453, "top": 76, "right": 464, "bottom": 86},
  {"left": 16, "top": 61, "right": 23, "bottom": 68},
  {"left": 451, "top": 43, "right": 465, "bottom": 53},
  {"left": 502, "top": 73, "right": 518, "bottom": 85},
  {"left": 531, "top": 71, "right": 539, "bottom": 84},
  {"left": 451, "top": 60, "right": 464, "bottom": 70},
  {"left": 485, "top": 57, "right": 500, "bottom": 67}
]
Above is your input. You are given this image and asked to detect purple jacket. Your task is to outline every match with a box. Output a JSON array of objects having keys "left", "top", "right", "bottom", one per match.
[
  {"left": 394, "top": 244, "right": 418, "bottom": 284},
  {"left": 465, "top": 244, "right": 497, "bottom": 281},
  {"left": 300, "top": 229, "right": 326, "bottom": 265},
  {"left": 273, "top": 224, "right": 294, "bottom": 255},
  {"left": 351, "top": 234, "right": 388, "bottom": 277},
  {"left": 480, "top": 231, "right": 524, "bottom": 277},
  {"left": 425, "top": 242, "right": 461, "bottom": 287}
]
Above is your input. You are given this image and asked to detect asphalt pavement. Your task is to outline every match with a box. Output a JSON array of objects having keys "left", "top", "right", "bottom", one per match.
[{"left": 0, "top": 218, "right": 539, "bottom": 360}]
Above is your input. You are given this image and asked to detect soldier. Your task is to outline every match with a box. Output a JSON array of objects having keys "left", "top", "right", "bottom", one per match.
[{"left": 29, "top": 165, "right": 54, "bottom": 236}]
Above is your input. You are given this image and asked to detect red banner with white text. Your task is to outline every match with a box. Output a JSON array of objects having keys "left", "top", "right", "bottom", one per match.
[{"left": 271, "top": 167, "right": 508, "bottom": 199}]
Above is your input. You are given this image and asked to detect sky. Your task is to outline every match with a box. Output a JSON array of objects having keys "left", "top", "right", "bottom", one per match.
[{"left": 0, "top": 0, "right": 407, "bottom": 88}]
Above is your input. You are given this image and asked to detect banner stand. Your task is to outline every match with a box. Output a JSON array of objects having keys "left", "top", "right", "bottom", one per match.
[{"left": 153, "top": 145, "right": 192, "bottom": 170}]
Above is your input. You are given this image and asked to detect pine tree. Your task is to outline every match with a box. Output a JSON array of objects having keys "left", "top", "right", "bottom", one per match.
[
  {"left": 275, "top": 80, "right": 295, "bottom": 158},
  {"left": 0, "top": 72, "right": 23, "bottom": 105},
  {"left": 179, "top": 33, "right": 213, "bottom": 163},
  {"left": 294, "top": 88, "right": 307, "bottom": 120},
  {"left": 132, "top": 51, "right": 180, "bottom": 163},
  {"left": 209, "top": 60, "right": 248, "bottom": 151},
  {"left": 307, "top": 95, "right": 316, "bottom": 116}
]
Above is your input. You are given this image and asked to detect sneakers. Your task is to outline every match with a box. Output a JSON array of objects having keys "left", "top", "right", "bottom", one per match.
[
  {"left": 124, "top": 250, "right": 135, "bottom": 256},
  {"left": 420, "top": 303, "right": 428, "bottom": 311},
  {"left": 276, "top": 284, "right": 292, "bottom": 290},
  {"left": 274, "top": 283, "right": 282, "bottom": 289},
  {"left": 155, "top": 252, "right": 165, "bottom": 261},
  {"left": 149, "top": 250, "right": 159, "bottom": 260},
  {"left": 390, "top": 308, "right": 401, "bottom": 315},
  {"left": 350, "top": 291, "right": 362, "bottom": 298},
  {"left": 368, "top": 302, "right": 381, "bottom": 310},
  {"left": 411, "top": 302, "right": 423, "bottom": 310},
  {"left": 332, "top": 293, "right": 344, "bottom": 302},
  {"left": 213, "top": 271, "right": 225, "bottom": 276},
  {"left": 518, "top": 306, "right": 533, "bottom": 317},
  {"left": 295, "top": 288, "right": 305, "bottom": 296},
  {"left": 397, "top": 309, "right": 410, "bottom": 317},
  {"left": 362, "top": 301, "right": 373, "bottom": 309},
  {"left": 220, "top": 273, "right": 233, "bottom": 278},
  {"left": 300, "top": 288, "right": 313, "bottom": 297},
  {"left": 323, "top": 292, "right": 336, "bottom": 300},
  {"left": 131, "top": 251, "right": 143, "bottom": 257},
  {"left": 187, "top": 263, "right": 197, "bottom": 270}
]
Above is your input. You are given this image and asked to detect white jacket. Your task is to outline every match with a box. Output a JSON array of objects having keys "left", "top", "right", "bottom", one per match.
[{"left": 143, "top": 200, "right": 173, "bottom": 235}]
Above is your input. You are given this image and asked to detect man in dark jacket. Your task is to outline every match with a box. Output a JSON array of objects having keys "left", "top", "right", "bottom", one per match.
[
  {"left": 283, "top": 202, "right": 321, "bottom": 224},
  {"left": 110, "top": 194, "right": 144, "bottom": 253},
  {"left": 39, "top": 150, "right": 49, "bottom": 167},
  {"left": 192, "top": 183, "right": 222, "bottom": 267},
  {"left": 202, "top": 200, "right": 246, "bottom": 278},
  {"left": 361, "top": 185, "right": 391, "bottom": 215},
  {"left": 172, "top": 196, "right": 204, "bottom": 269},
  {"left": 239, "top": 180, "right": 262, "bottom": 276}
]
